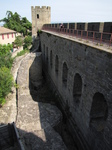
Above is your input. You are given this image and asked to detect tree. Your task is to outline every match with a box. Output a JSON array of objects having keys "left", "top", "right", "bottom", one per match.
[
  {"left": 0, "top": 67, "right": 13, "bottom": 106},
  {"left": 0, "top": 11, "right": 32, "bottom": 36},
  {"left": 0, "top": 53, "right": 13, "bottom": 69},
  {"left": 24, "top": 36, "right": 32, "bottom": 48},
  {"left": 0, "top": 44, "right": 12, "bottom": 55},
  {"left": 14, "top": 36, "right": 23, "bottom": 47},
  {"left": 0, "top": 44, "right": 14, "bottom": 107}
]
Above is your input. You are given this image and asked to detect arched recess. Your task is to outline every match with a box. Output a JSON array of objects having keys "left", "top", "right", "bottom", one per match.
[
  {"left": 62, "top": 62, "right": 68, "bottom": 87},
  {"left": 90, "top": 92, "right": 108, "bottom": 131},
  {"left": 73, "top": 73, "right": 82, "bottom": 103},
  {"left": 50, "top": 50, "right": 52, "bottom": 68},
  {"left": 55, "top": 55, "right": 59, "bottom": 75}
]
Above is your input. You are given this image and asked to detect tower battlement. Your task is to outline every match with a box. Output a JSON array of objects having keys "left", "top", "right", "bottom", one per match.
[
  {"left": 32, "top": 6, "right": 51, "bottom": 10},
  {"left": 31, "top": 6, "right": 51, "bottom": 37}
]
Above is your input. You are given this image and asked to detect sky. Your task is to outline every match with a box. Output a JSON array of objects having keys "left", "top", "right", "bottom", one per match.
[{"left": 0, "top": 0, "right": 112, "bottom": 25}]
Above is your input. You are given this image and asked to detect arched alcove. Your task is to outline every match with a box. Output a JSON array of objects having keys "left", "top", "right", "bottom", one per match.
[
  {"left": 55, "top": 55, "right": 59, "bottom": 75},
  {"left": 90, "top": 92, "right": 108, "bottom": 131},
  {"left": 62, "top": 62, "right": 68, "bottom": 87},
  {"left": 50, "top": 50, "right": 52, "bottom": 68},
  {"left": 73, "top": 73, "right": 82, "bottom": 103}
]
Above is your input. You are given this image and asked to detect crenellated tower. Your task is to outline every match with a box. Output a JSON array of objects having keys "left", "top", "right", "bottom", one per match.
[{"left": 31, "top": 6, "right": 51, "bottom": 37}]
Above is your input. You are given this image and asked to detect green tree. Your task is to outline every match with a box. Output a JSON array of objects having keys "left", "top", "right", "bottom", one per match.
[
  {"left": 14, "top": 36, "right": 23, "bottom": 47},
  {"left": 0, "top": 44, "right": 14, "bottom": 106},
  {"left": 0, "top": 67, "right": 13, "bottom": 106},
  {"left": 0, "top": 11, "right": 32, "bottom": 36},
  {"left": 0, "top": 53, "right": 13, "bottom": 69},
  {"left": 0, "top": 44, "right": 12, "bottom": 55},
  {"left": 24, "top": 36, "right": 32, "bottom": 48}
]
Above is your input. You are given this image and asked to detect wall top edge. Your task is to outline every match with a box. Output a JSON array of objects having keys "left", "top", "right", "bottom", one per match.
[
  {"left": 31, "top": 6, "right": 51, "bottom": 10},
  {"left": 44, "top": 22, "right": 112, "bottom": 24}
]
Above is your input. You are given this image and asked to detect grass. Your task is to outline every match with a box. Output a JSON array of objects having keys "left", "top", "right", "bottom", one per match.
[
  {"left": 16, "top": 49, "right": 30, "bottom": 57},
  {"left": 100, "top": 43, "right": 103, "bottom": 46}
]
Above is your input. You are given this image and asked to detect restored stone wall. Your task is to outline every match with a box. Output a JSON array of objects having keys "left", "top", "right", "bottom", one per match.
[{"left": 40, "top": 31, "right": 112, "bottom": 150}]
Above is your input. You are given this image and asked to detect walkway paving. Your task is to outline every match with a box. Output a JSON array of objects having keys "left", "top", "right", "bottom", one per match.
[
  {"left": 42, "top": 30, "right": 112, "bottom": 54},
  {"left": 0, "top": 47, "right": 67, "bottom": 149},
  {"left": 16, "top": 54, "right": 67, "bottom": 150}
]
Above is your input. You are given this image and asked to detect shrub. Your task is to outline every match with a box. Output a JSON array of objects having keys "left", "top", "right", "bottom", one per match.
[
  {"left": 0, "top": 67, "right": 13, "bottom": 106},
  {"left": 24, "top": 36, "right": 32, "bottom": 49},
  {"left": 0, "top": 52, "right": 14, "bottom": 69},
  {"left": 0, "top": 44, "right": 13, "bottom": 55},
  {"left": 14, "top": 36, "right": 23, "bottom": 47}
]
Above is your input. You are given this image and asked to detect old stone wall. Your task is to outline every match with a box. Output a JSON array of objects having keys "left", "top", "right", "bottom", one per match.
[
  {"left": 31, "top": 6, "right": 51, "bottom": 37},
  {"left": 29, "top": 52, "right": 43, "bottom": 89},
  {"left": 40, "top": 31, "right": 112, "bottom": 150}
]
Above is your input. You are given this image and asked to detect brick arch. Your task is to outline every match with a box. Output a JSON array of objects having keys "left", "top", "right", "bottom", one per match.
[
  {"left": 73, "top": 73, "right": 82, "bottom": 103},
  {"left": 55, "top": 55, "right": 59, "bottom": 75},
  {"left": 62, "top": 62, "right": 68, "bottom": 87},
  {"left": 90, "top": 92, "right": 108, "bottom": 131}
]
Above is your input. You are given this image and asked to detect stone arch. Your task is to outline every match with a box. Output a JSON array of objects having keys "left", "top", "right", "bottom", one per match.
[
  {"left": 50, "top": 50, "right": 52, "bottom": 68},
  {"left": 62, "top": 62, "right": 68, "bottom": 87},
  {"left": 73, "top": 73, "right": 82, "bottom": 103},
  {"left": 90, "top": 92, "right": 108, "bottom": 131},
  {"left": 55, "top": 55, "right": 59, "bottom": 75}
]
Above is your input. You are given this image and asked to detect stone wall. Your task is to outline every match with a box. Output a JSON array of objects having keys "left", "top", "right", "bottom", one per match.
[
  {"left": 40, "top": 31, "right": 112, "bottom": 150},
  {"left": 31, "top": 6, "right": 51, "bottom": 37},
  {"left": 29, "top": 52, "right": 43, "bottom": 89}
]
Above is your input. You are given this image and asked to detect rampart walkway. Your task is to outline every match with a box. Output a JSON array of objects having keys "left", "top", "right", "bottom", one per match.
[
  {"left": 42, "top": 27, "right": 112, "bottom": 53},
  {"left": 0, "top": 44, "right": 68, "bottom": 149},
  {"left": 16, "top": 53, "right": 67, "bottom": 150}
]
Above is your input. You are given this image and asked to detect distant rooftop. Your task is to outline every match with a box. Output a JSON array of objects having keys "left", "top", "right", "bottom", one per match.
[{"left": 0, "top": 26, "right": 16, "bottom": 34}]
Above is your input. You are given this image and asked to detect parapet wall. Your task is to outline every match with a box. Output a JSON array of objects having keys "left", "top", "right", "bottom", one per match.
[
  {"left": 40, "top": 31, "right": 112, "bottom": 150},
  {"left": 43, "top": 22, "right": 112, "bottom": 33}
]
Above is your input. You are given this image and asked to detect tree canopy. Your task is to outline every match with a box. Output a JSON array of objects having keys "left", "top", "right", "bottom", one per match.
[
  {"left": 0, "top": 11, "right": 32, "bottom": 36},
  {"left": 0, "top": 44, "right": 14, "bottom": 106}
]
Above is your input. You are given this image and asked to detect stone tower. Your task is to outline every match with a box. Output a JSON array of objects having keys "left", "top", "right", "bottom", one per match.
[{"left": 31, "top": 6, "right": 51, "bottom": 37}]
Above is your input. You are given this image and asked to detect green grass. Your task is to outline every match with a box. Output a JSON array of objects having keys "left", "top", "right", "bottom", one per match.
[{"left": 16, "top": 49, "right": 30, "bottom": 57}]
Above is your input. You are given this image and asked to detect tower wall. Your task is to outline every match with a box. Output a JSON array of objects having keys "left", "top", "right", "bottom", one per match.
[{"left": 31, "top": 6, "right": 51, "bottom": 37}]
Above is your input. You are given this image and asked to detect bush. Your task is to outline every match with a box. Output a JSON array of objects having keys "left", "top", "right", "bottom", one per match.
[
  {"left": 24, "top": 36, "right": 32, "bottom": 48},
  {"left": 0, "top": 67, "right": 13, "bottom": 106},
  {"left": 14, "top": 36, "right": 23, "bottom": 47},
  {"left": 0, "top": 44, "right": 13, "bottom": 55},
  {"left": 0, "top": 52, "right": 14, "bottom": 69}
]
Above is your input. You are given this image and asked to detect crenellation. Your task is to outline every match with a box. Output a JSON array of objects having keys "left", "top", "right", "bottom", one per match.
[{"left": 31, "top": 6, "right": 51, "bottom": 37}]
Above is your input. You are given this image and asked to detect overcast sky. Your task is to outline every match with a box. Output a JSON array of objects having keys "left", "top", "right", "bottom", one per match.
[{"left": 0, "top": 0, "right": 112, "bottom": 25}]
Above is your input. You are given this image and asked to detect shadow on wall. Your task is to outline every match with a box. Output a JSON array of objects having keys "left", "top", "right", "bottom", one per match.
[
  {"left": 0, "top": 122, "right": 65, "bottom": 150},
  {"left": 28, "top": 54, "right": 78, "bottom": 150}
]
